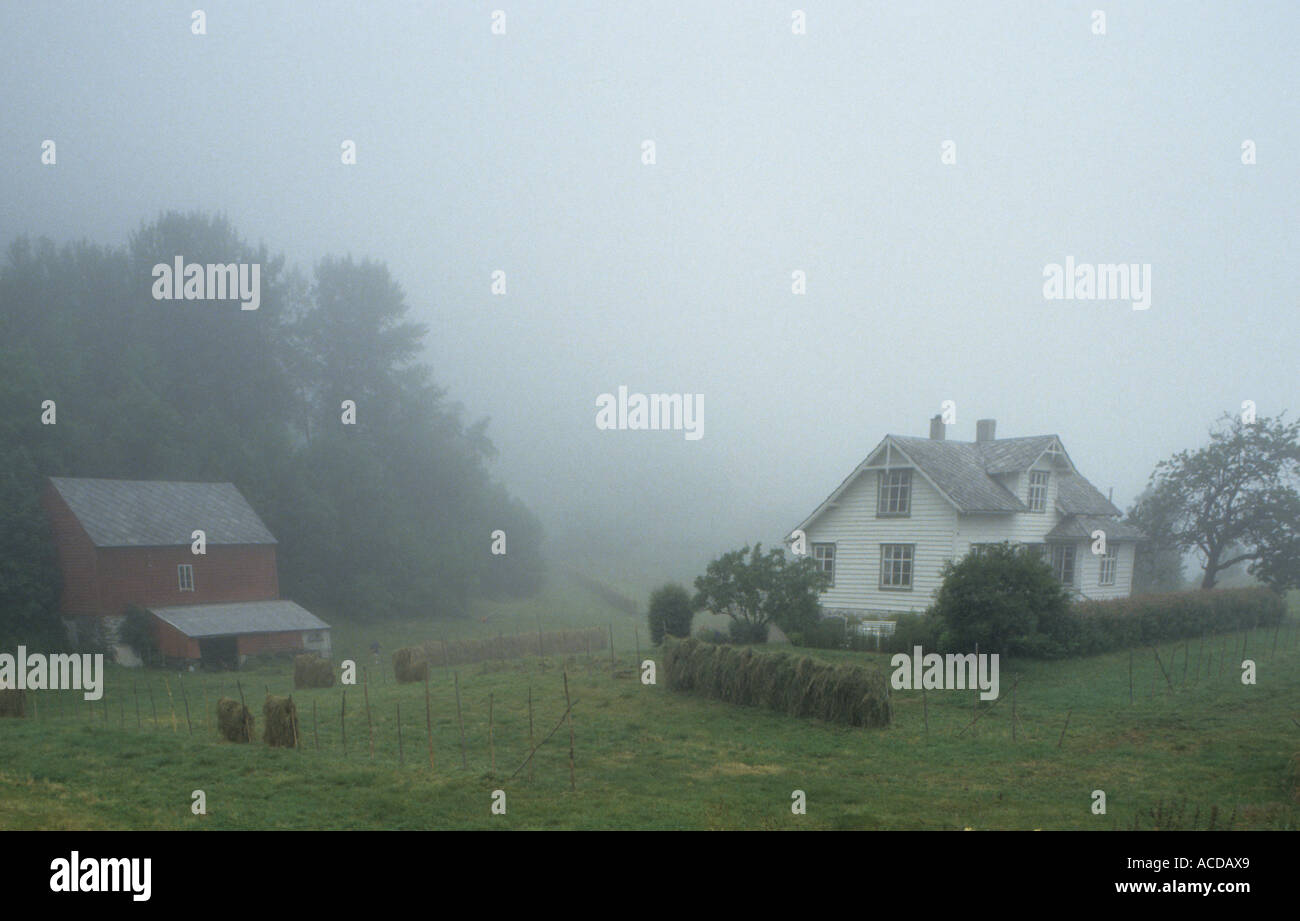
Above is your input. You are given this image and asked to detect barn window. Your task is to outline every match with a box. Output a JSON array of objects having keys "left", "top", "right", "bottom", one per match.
[
  {"left": 1028, "top": 470, "right": 1050, "bottom": 512},
  {"left": 1099, "top": 546, "right": 1118, "bottom": 585},
  {"left": 178, "top": 564, "right": 194, "bottom": 591},
  {"left": 879, "top": 544, "right": 914, "bottom": 590},
  {"left": 877, "top": 469, "right": 912, "bottom": 517},
  {"left": 811, "top": 543, "right": 835, "bottom": 586}
]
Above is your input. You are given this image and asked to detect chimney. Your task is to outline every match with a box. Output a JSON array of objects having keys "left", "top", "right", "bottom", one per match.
[
  {"left": 976, "top": 419, "right": 997, "bottom": 443},
  {"left": 929, "top": 414, "right": 945, "bottom": 440}
]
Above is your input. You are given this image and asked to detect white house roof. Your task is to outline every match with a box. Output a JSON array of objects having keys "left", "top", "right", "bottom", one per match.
[
  {"left": 149, "top": 600, "right": 328, "bottom": 638},
  {"left": 793, "top": 429, "right": 1127, "bottom": 533},
  {"left": 49, "top": 477, "right": 277, "bottom": 548}
]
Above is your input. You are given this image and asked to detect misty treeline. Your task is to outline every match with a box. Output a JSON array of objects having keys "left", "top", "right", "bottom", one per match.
[{"left": 0, "top": 211, "right": 544, "bottom": 645}]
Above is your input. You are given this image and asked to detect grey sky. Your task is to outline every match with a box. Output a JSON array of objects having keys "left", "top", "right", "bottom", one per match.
[{"left": 3, "top": 2, "right": 1297, "bottom": 590}]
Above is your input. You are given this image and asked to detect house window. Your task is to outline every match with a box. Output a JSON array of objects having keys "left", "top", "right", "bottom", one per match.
[
  {"left": 880, "top": 544, "right": 914, "bottom": 590},
  {"left": 812, "top": 543, "right": 835, "bottom": 586},
  {"left": 1029, "top": 543, "right": 1075, "bottom": 586},
  {"left": 968, "top": 543, "right": 996, "bottom": 558},
  {"left": 178, "top": 564, "right": 195, "bottom": 592},
  {"left": 1028, "top": 471, "right": 1050, "bottom": 512},
  {"left": 877, "top": 469, "right": 912, "bottom": 517},
  {"left": 1099, "top": 546, "right": 1118, "bottom": 585}
]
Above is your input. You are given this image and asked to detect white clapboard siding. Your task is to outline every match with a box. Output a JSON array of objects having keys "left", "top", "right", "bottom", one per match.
[
  {"left": 1076, "top": 542, "right": 1135, "bottom": 600},
  {"left": 804, "top": 465, "right": 957, "bottom": 615}
]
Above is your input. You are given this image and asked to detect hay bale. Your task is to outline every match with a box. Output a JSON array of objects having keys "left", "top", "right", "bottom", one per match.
[
  {"left": 293, "top": 654, "right": 334, "bottom": 689},
  {"left": 216, "top": 697, "right": 253, "bottom": 742},
  {"left": 392, "top": 646, "right": 429, "bottom": 683},
  {"left": 664, "top": 639, "right": 892, "bottom": 728},
  {"left": 263, "top": 695, "right": 299, "bottom": 748},
  {"left": 0, "top": 688, "right": 26, "bottom": 718}
]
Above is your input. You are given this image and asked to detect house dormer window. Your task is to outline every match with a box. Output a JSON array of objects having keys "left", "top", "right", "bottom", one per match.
[
  {"left": 1028, "top": 470, "right": 1049, "bottom": 512},
  {"left": 178, "top": 563, "right": 195, "bottom": 592},
  {"left": 877, "top": 469, "right": 912, "bottom": 517}
]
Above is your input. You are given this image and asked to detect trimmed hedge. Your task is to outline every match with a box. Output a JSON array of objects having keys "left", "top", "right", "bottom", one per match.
[
  {"left": 663, "top": 636, "right": 891, "bottom": 728},
  {"left": 1050, "top": 587, "right": 1286, "bottom": 658}
]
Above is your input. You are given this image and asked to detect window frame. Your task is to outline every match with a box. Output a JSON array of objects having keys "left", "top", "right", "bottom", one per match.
[
  {"left": 879, "top": 543, "right": 915, "bottom": 591},
  {"left": 1027, "top": 470, "right": 1050, "bottom": 513},
  {"left": 877, "top": 469, "right": 913, "bottom": 518},
  {"left": 177, "top": 563, "right": 195, "bottom": 592},
  {"left": 1099, "top": 545, "right": 1118, "bottom": 585},
  {"left": 811, "top": 542, "right": 836, "bottom": 587}
]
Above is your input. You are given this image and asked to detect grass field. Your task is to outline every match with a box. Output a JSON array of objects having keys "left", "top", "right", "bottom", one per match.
[{"left": 2, "top": 579, "right": 1297, "bottom": 830}]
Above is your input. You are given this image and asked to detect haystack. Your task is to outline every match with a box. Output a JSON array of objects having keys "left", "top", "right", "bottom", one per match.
[
  {"left": 263, "top": 695, "right": 299, "bottom": 748},
  {"left": 294, "top": 654, "right": 334, "bottom": 689},
  {"left": 0, "top": 688, "right": 26, "bottom": 718},
  {"left": 216, "top": 697, "right": 254, "bottom": 742},
  {"left": 392, "top": 646, "right": 429, "bottom": 683}
]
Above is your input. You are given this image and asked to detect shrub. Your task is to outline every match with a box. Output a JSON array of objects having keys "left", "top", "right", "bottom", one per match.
[
  {"left": 662, "top": 636, "right": 892, "bottom": 727},
  {"left": 929, "top": 543, "right": 1071, "bottom": 655},
  {"left": 119, "top": 604, "right": 159, "bottom": 665},
  {"left": 0, "top": 689, "right": 26, "bottom": 718},
  {"left": 648, "top": 583, "right": 694, "bottom": 644},
  {"left": 881, "top": 612, "right": 945, "bottom": 655},
  {"left": 728, "top": 619, "right": 770, "bottom": 645}
]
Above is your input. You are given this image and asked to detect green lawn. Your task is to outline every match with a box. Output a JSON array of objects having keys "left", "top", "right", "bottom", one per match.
[{"left": 2, "top": 582, "right": 1297, "bottom": 830}]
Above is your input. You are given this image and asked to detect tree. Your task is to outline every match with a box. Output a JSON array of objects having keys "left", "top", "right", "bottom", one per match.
[
  {"left": 928, "top": 542, "right": 1072, "bottom": 655},
  {"left": 1126, "top": 487, "right": 1186, "bottom": 593},
  {"left": 647, "top": 583, "right": 694, "bottom": 644},
  {"left": 691, "top": 544, "right": 830, "bottom": 644},
  {"left": 1134, "top": 412, "right": 1300, "bottom": 591}
]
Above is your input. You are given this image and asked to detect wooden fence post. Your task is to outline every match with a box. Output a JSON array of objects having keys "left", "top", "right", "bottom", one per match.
[
  {"left": 424, "top": 668, "right": 435, "bottom": 774},
  {"left": 236, "top": 679, "right": 250, "bottom": 742},
  {"left": 1057, "top": 707, "right": 1073, "bottom": 749},
  {"left": 527, "top": 685, "right": 535, "bottom": 783},
  {"left": 455, "top": 672, "right": 468, "bottom": 770},
  {"left": 364, "top": 673, "right": 374, "bottom": 760},
  {"left": 563, "top": 670, "right": 576, "bottom": 792},
  {"left": 148, "top": 683, "right": 158, "bottom": 729},
  {"left": 180, "top": 678, "right": 192, "bottom": 735}
]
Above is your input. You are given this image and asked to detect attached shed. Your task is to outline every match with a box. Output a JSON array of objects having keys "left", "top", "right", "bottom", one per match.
[{"left": 151, "top": 600, "right": 332, "bottom": 667}]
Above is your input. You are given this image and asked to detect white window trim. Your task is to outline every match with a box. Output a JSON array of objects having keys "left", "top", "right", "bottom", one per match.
[
  {"left": 880, "top": 543, "right": 915, "bottom": 591},
  {"left": 178, "top": 563, "right": 195, "bottom": 592},
  {"left": 811, "top": 542, "right": 836, "bottom": 587}
]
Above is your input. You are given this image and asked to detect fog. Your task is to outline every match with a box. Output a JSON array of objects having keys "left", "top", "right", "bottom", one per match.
[{"left": 3, "top": 2, "right": 1297, "bottom": 593}]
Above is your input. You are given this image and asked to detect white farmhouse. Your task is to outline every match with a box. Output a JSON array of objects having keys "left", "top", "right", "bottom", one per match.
[{"left": 790, "top": 417, "right": 1143, "bottom": 621}]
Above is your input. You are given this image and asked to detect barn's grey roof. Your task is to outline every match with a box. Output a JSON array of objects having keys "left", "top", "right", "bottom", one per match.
[
  {"left": 48, "top": 477, "right": 276, "bottom": 547},
  {"left": 1045, "top": 515, "right": 1145, "bottom": 543},
  {"left": 149, "top": 600, "right": 329, "bottom": 638}
]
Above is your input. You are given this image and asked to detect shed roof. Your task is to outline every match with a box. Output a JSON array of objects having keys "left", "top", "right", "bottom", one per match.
[
  {"left": 49, "top": 477, "right": 276, "bottom": 548},
  {"left": 149, "top": 600, "right": 328, "bottom": 638}
]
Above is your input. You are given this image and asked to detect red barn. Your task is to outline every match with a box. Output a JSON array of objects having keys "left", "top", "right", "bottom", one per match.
[{"left": 43, "top": 477, "right": 330, "bottom": 667}]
